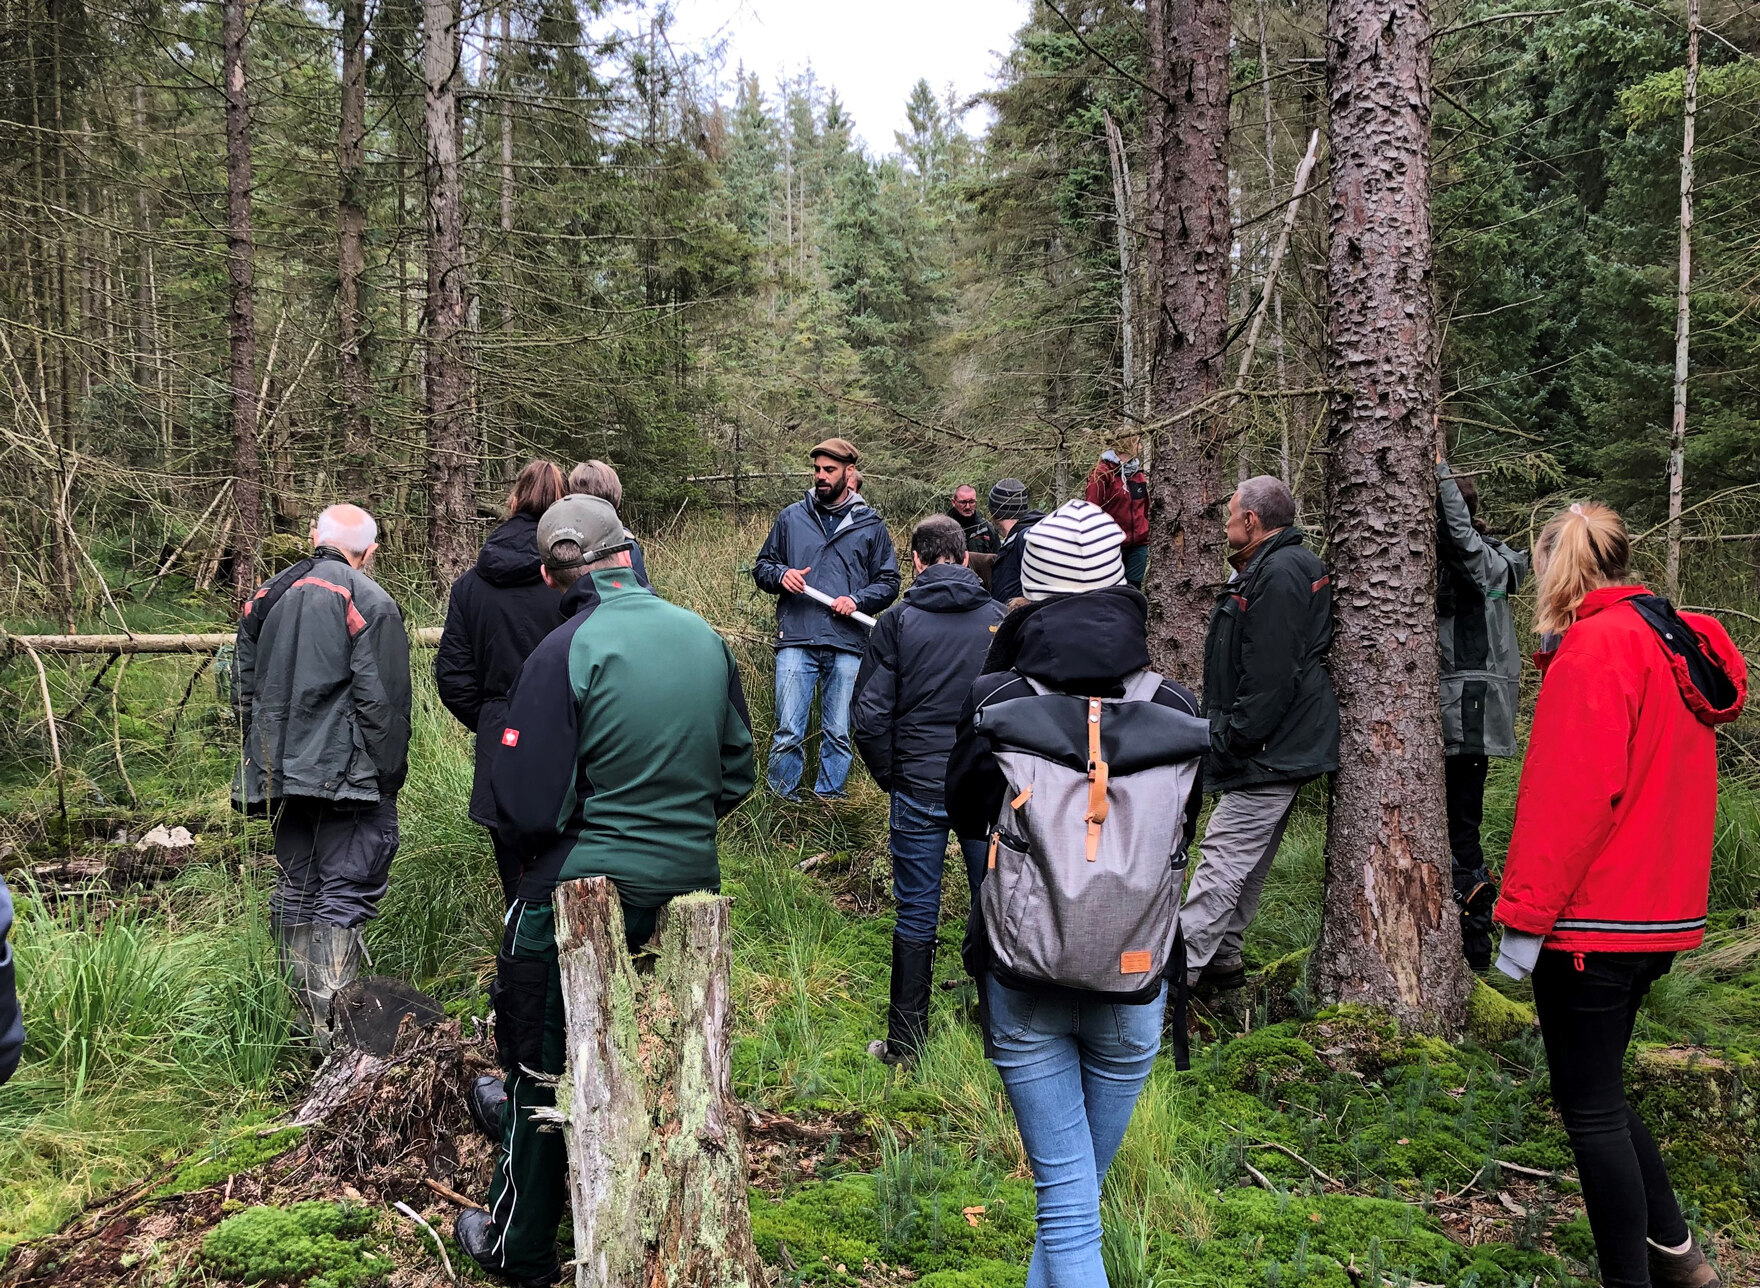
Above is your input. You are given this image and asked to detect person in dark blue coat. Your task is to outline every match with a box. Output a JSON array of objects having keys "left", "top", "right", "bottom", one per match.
[
  {"left": 0, "top": 874, "right": 22, "bottom": 1086},
  {"left": 435, "top": 460, "right": 567, "bottom": 905},
  {"left": 752, "top": 438, "right": 901, "bottom": 800}
]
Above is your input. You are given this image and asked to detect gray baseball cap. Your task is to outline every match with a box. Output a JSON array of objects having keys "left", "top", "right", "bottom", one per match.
[{"left": 536, "top": 494, "right": 633, "bottom": 569}]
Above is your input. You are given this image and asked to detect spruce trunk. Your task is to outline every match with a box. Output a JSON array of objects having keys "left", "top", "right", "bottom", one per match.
[
  {"left": 551, "top": 878, "right": 759, "bottom": 1288},
  {"left": 1316, "top": 0, "right": 1469, "bottom": 1033},
  {"left": 423, "top": 0, "right": 474, "bottom": 590},
  {"left": 223, "top": 0, "right": 261, "bottom": 604},
  {"left": 1143, "top": 0, "right": 1232, "bottom": 680},
  {"left": 338, "top": 0, "right": 371, "bottom": 497}
]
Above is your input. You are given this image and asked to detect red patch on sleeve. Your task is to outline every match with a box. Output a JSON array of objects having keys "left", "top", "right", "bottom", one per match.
[{"left": 501, "top": 728, "right": 520, "bottom": 747}]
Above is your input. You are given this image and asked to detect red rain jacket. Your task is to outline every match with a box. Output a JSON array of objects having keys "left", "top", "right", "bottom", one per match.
[
  {"left": 1084, "top": 459, "right": 1150, "bottom": 548},
  {"left": 1494, "top": 585, "right": 1746, "bottom": 953}
]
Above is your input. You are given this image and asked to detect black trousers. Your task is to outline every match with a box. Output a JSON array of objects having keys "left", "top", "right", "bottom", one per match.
[
  {"left": 1532, "top": 950, "right": 1688, "bottom": 1288},
  {"left": 489, "top": 828, "right": 523, "bottom": 909},
  {"left": 1444, "top": 754, "right": 1494, "bottom": 967}
]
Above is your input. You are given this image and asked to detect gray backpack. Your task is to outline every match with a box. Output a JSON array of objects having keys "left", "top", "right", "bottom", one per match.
[{"left": 972, "top": 669, "right": 1209, "bottom": 996}]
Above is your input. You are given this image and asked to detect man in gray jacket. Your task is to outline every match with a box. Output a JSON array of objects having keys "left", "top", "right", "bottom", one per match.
[
  {"left": 1437, "top": 456, "right": 1528, "bottom": 971},
  {"left": 233, "top": 504, "right": 412, "bottom": 1042}
]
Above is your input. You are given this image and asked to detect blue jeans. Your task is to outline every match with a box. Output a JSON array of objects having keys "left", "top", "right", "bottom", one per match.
[
  {"left": 768, "top": 646, "right": 861, "bottom": 798},
  {"left": 890, "top": 792, "right": 989, "bottom": 945},
  {"left": 987, "top": 977, "right": 1165, "bottom": 1288}
]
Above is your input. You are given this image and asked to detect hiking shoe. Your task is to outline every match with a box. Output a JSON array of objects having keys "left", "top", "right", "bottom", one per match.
[
  {"left": 867, "top": 1039, "right": 914, "bottom": 1068},
  {"left": 1189, "top": 961, "right": 1247, "bottom": 998},
  {"left": 454, "top": 1209, "right": 559, "bottom": 1288},
  {"left": 467, "top": 1074, "right": 507, "bottom": 1142},
  {"left": 1649, "top": 1239, "right": 1722, "bottom": 1288}
]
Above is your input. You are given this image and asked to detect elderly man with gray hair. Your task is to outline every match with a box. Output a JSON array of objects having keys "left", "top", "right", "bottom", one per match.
[
  {"left": 1181, "top": 476, "right": 1338, "bottom": 998},
  {"left": 232, "top": 504, "right": 412, "bottom": 1047}
]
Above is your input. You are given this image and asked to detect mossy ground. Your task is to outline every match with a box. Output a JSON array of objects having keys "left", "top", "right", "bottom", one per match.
[{"left": 2, "top": 520, "right": 1757, "bottom": 1285}]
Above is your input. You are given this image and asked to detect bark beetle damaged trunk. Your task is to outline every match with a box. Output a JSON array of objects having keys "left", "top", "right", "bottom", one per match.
[
  {"left": 1316, "top": 0, "right": 1470, "bottom": 1034},
  {"left": 1144, "top": 0, "right": 1232, "bottom": 682},
  {"left": 549, "top": 878, "right": 760, "bottom": 1288}
]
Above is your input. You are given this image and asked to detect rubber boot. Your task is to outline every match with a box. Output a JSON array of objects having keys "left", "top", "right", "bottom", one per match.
[
  {"left": 305, "top": 923, "right": 365, "bottom": 1051},
  {"left": 871, "top": 934, "right": 935, "bottom": 1067},
  {"left": 271, "top": 918, "right": 317, "bottom": 1038}
]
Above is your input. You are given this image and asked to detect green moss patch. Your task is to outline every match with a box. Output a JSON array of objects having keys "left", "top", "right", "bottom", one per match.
[
  {"left": 201, "top": 1201, "right": 390, "bottom": 1288},
  {"left": 1467, "top": 979, "right": 1537, "bottom": 1045},
  {"left": 156, "top": 1124, "right": 304, "bottom": 1196}
]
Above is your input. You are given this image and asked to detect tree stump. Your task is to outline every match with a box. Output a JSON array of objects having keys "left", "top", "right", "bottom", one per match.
[{"left": 551, "top": 877, "right": 758, "bottom": 1288}]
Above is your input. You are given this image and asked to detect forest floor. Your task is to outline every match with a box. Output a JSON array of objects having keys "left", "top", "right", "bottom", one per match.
[{"left": 0, "top": 520, "right": 1757, "bottom": 1287}]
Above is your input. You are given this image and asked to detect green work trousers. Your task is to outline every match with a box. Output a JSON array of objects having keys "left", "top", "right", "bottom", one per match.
[{"left": 482, "top": 896, "right": 659, "bottom": 1280}]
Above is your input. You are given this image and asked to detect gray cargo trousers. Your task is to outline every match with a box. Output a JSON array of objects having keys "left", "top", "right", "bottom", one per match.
[
  {"left": 269, "top": 796, "right": 399, "bottom": 927},
  {"left": 1179, "top": 782, "right": 1300, "bottom": 982}
]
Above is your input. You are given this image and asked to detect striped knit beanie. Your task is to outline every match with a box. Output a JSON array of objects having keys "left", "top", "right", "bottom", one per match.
[
  {"left": 1020, "top": 500, "right": 1127, "bottom": 600},
  {"left": 988, "top": 478, "right": 1031, "bottom": 521}
]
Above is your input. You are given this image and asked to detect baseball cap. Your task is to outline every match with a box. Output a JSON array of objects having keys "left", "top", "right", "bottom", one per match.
[{"left": 536, "top": 495, "right": 633, "bottom": 569}]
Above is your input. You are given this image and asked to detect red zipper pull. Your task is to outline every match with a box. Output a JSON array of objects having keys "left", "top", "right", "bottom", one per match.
[{"left": 1573, "top": 952, "right": 1585, "bottom": 972}]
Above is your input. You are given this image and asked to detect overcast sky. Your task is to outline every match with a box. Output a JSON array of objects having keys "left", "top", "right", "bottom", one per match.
[{"left": 662, "top": 0, "right": 1029, "bottom": 152}]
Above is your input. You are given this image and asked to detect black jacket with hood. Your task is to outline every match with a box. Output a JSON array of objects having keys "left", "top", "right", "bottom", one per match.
[
  {"left": 435, "top": 513, "right": 566, "bottom": 827},
  {"left": 987, "top": 511, "right": 1045, "bottom": 603},
  {"left": 852, "top": 562, "right": 1005, "bottom": 805},
  {"left": 0, "top": 874, "right": 21, "bottom": 1086},
  {"left": 1201, "top": 526, "right": 1339, "bottom": 792}
]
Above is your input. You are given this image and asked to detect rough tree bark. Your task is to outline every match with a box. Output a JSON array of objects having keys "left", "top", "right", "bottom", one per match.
[
  {"left": 549, "top": 878, "right": 760, "bottom": 1288},
  {"left": 1666, "top": 0, "right": 1699, "bottom": 600},
  {"left": 1103, "top": 109, "right": 1136, "bottom": 412},
  {"left": 223, "top": 0, "right": 262, "bottom": 605},
  {"left": 1316, "top": 0, "right": 1469, "bottom": 1034},
  {"left": 423, "top": 0, "right": 475, "bottom": 589},
  {"left": 337, "top": 0, "right": 371, "bottom": 497},
  {"left": 1144, "top": 0, "right": 1232, "bottom": 680}
]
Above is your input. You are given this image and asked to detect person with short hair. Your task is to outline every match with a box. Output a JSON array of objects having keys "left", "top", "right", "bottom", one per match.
[
  {"left": 232, "top": 504, "right": 412, "bottom": 1045},
  {"left": 752, "top": 438, "right": 900, "bottom": 800},
  {"left": 1083, "top": 450, "right": 1151, "bottom": 588},
  {"left": 566, "top": 459, "right": 649, "bottom": 583},
  {"left": 456, "top": 494, "right": 755, "bottom": 1287},
  {"left": 435, "top": 460, "right": 569, "bottom": 905},
  {"left": 853, "top": 515, "right": 1004, "bottom": 1064},
  {"left": 946, "top": 484, "right": 999, "bottom": 555},
  {"left": 1436, "top": 453, "right": 1528, "bottom": 971},
  {"left": 985, "top": 478, "right": 1045, "bottom": 603},
  {"left": 1495, "top": 503, "right": 1742, "bottom": 1288},
  {"left": 1179, "top": 475, "right": 1338, "bottom": 996}
]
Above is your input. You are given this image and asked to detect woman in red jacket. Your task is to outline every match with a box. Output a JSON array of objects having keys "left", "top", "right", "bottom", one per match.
[{"left": 1495, "top": 502, "right": 1744, "bottom": 1288}]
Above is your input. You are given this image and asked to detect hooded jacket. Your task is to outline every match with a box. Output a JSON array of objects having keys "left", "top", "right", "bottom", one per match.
[
  {"left": 752, "top": 490, "right": 900, "bottom": 653},
  {"left": 490, "top": 570, "right": 756, "bottom": 907},
  {"left": 0, "top": 874, "right": 21, "bottom": 1086},
  {"left": 1436, "top": 462, "right": 1529, "bottom": 757},
  {"left": 1495, "top": 586, "right": 1746, "bottom": 953},
  {"left": 1084, "top": 456, "right": 1151, "bottom": 548},
  {"left": 435, "top": 513, "right": 568, "bottom": 827},
  {"left": 1201, "top": 526, "right": 1339, "bottom": 792},
  {"left": 988, "top": 511, "right": 1046, "bottom": 604},
  {"left": 852, "top": 562, "right": 1005, "bottom": 804},
  {"left": 232, "top": 548, "right": 411, "bottom": 809}
]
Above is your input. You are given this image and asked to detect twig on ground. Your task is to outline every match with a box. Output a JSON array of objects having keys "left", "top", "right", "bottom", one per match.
[
  {"left": 1494, "top": 1158, "right": 1569, "bottom": 1181},
  {"left": 18, "top": 638, "right": 68, "bottom": 840},
  {"left": 423, "top": 1177, "right": 487, "bottom": 1211},
  {"left": 1248, "top": 1141, "right": 1339, "bottom": 1186},
  {"left": 1244, "top": 1160, "right": 1275, "bottom": 1190},
  {"left": 111, "top": 654, "right": 135, "bottom": 805},
  {"left": 393, "top": 1200, "right": 457, "bottom": 1283}
]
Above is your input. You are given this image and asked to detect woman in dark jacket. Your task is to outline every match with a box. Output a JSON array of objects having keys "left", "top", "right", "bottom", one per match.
[{"left": 435, "top": 460, "right": 567, "bottom": 904}]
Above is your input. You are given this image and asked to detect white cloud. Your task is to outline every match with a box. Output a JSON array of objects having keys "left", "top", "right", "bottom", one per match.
[{"left": 663, "top": 0, "right": 1027, "bottom": 152}]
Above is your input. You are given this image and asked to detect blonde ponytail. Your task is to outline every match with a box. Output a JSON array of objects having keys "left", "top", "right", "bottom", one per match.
[{"left": 1533, "top": 502, "right": 1631, "bottom": 637}]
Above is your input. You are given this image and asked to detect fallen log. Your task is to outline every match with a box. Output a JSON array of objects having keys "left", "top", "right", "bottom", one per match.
[
  {"left": 549, "top": 877, "right": 759, "bottom": 1288},
  {"left": 4, "top": 627, "right": 443, "bottom": 655}
]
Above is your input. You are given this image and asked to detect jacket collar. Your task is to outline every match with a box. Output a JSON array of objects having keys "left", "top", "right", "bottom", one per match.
[
  {"left": 1227, "top": 525, "right": 1304, "bottom": 577},
  {"left": 559, "top": 567, "right": 646, "bottom": 617},
  {"left": 311, "top": 545, "right": 354, "bottom": 568},
  {"left": 1576, "top": 584, "right": 1648, "bottom": 619},
  {"left": 798, "top": 489, "right": 873, "bottom": 536}
]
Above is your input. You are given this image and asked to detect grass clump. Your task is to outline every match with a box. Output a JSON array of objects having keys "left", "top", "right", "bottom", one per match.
[{"left": 200, "top": 1201, "right": 390, "bottom": 1288}]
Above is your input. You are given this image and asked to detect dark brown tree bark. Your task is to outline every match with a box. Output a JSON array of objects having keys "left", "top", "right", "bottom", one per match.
[
  {"left": 423, "top": 0, "right": 474, "bottom": 589},
  {"left": 224, "top": 0, "right": 262, "bottom": 603},
  {"left": 1315, "top": 0, "right": 1469, "bottom": 1034},
  {"left": 337, "top": 0, "right": 371, "bottom": 497},
  {"left": 1143, "top": 0, "right": 1232, "bottom": 681}
]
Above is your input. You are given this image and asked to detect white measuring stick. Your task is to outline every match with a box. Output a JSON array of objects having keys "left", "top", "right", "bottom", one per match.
[{"left": 797, "top": 583, "right": 878, "bottom": 629}]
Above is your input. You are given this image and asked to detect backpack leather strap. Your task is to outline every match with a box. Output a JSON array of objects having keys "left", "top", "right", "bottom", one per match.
[{"left": 1084, "top": 697, "right": 1109, "bottom": 862}]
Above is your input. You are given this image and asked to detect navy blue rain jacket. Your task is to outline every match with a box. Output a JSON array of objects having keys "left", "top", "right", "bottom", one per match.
[
  {"left": 0, "top": 875, "right": 22, "bottom": 1085},
  {"left": 752, "top": 492, "right": 900, "bottom": 653}
]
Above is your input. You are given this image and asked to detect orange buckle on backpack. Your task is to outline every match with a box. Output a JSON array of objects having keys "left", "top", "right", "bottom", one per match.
[
  {"left": 1084, "top": 697, "right": 1109, "bottom": 862},
  {"left": 988, "top": 831, "right": 999, "bottom": 871}
]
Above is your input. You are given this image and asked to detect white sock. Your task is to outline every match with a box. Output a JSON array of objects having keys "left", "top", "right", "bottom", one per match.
[{"left": 1647, "top": 1234, "right": 1696, "bottom": 1255}]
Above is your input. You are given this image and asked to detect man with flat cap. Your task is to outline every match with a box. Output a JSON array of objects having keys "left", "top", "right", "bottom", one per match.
[
  {"left": 456, "top": 493, "right": 755, "bottom": 1286},
  {"left": 752, "top": 438, "right": 900, "bottom": 800}
]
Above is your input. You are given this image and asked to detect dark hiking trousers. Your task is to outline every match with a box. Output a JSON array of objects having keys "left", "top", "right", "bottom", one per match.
[
  {"left": 1532, "top": 949, "right": 1689, "bottom": 1288},
  {"left": 270, "top": 797, "right": 398, "bottom": 927},
  {"left": 490, "top": 830, "right": 523, "bottom": 909},
  {"left": 483, "top": 897, "right": 660, "bottom": 1280},
  {"left": 1445, "top": 754, "right": 1495, "bottom": 968}
]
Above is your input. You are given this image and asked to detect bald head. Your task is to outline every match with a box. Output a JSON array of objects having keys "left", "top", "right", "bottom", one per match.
[{"left": 312, "top": 504, "right": 379, "bottom": 567}]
